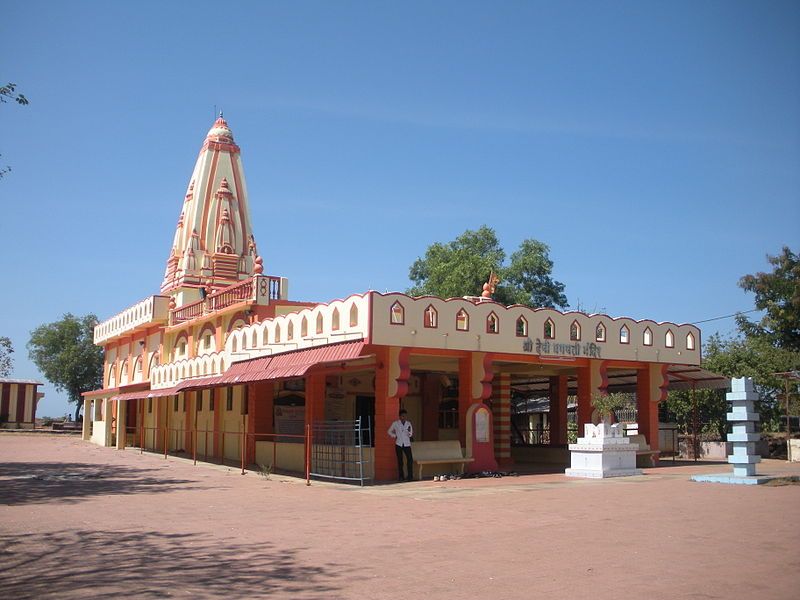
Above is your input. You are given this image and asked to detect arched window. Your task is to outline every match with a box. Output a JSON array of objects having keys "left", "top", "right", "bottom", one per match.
[
  {"left": 544, "top": 318, "right": 555, "bottom": 340},
  {"left": 108, "top": 364, "right": 116, "bottom": 388},
  {"left": 250, "top": 330, "right": 257, "bottom": 348},
  {"left": 301, "top": 316, "right": 308, "bottom": 337},
  {"left": 316, "top": 313, "right": 324, "bottom": 334},
  {"left": 390, "top": 301, "right": 405, "bottom": 325},
  {"left": 620, "top": 325, "right": 630, "bottom": 344},
  {"left": 665, "top": 330, "right": 674, "bottom": 348},
  {"left": 456, "top": 309, "right": 469, "bottom": 331},
  {"left": 686, "top": 332, "right": 695, "bottom": 350},
  {"left": 643, "top": 327, "right": 653, "bottom": 346},
  {"left": 231, "top": 336, "right": 238, "bottom": 353},
  {"left": 486, "top": 312, "right": 499, "bottom": 334},
  {"left": 570, "top": 320, "right": 581, "bottom": 341},
  {"left": 349, "top": 304, "right": 358, "bottom": 327},
  {"left": 287, "top": 321, "right": 294, "bottom": 340},
  {"left": 275, "top": 323, "right": 281, "bottom": 343},
  {"left": 332, "top": 308, "right": 340, "bottom": 331},
  {"left": 516, "top": 316, "right": 528, "bottom": 337},
  {"left": 424, "top": 305, "right": 438, "bottom": 328},
  {"left": 595, "top": 322, "right": 606, "bottom": 342}
]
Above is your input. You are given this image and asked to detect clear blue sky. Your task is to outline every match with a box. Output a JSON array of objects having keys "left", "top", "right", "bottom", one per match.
[{"left": 2, "top": 1, "right": 798, "bottom": 417}]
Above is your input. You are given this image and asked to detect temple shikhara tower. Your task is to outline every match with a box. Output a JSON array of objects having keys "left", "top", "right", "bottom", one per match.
[
  {"left": 84, "top": 116, "right": 715, "bottom": 483},
  {"left": 161, "top": 115, "right": 259, "bottom": 303}
]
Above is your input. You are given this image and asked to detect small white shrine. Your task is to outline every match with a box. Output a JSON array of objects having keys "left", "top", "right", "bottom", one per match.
[{"left": 565, "top": 422, "right": 642, "bottom": 479}]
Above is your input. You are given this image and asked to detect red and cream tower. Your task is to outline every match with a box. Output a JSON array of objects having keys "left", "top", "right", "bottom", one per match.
[{"left": 161, "top": 113, "right": 259, "bottom": 306}]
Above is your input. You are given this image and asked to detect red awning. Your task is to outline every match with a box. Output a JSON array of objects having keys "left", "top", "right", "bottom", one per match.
[
  {"left": 219, "top": 340, "right": 368, "bottom": 384},
  {"left": 111, "top": 385, "right": 181, "bottom": 401},
  {"left": 175, "top": 375, "right": 227, "bottom": 392}
]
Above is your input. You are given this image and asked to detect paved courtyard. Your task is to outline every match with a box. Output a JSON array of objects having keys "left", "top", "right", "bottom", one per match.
[{"left": 1, "top": 433, "right": 799, "bottom": 599}]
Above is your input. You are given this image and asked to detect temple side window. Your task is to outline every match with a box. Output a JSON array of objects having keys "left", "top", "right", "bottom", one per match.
[
  {"left": 686, "top": 332, "right": 695, "bottom": 350},
  {"left": 424, "top": 305, "right": 438, "bottom": 328},
  {"left": 349, "top": 304, "right": 358, "bottom": 327},
  {"left": 287, "top": 321, "right": 294, "bottom": 340},
  {"left": 544, "top": 318, "right": 555, "bottom": 340},
  {"left": 516, "top": 316, "right": 528, "bottom": 337},
  {"left": 332, "top": 308, "right": 340, "bottom": 331},
  {"left": 275, "top": 323, "right": 281, "bottom": 343},
  {"left": 390, "top": 301, "right": 405, "bottom": 325},
  {"left": 665, "top": 330, "right": 674, "bottom": 348},
  {"left": 250, "top": 331, "right": 257, "bottom": 348},
  {"left": 456, "top": 309, "right": 469, "bottom": 331},
  {"left": 301, "top": 317, "right": 308, "bottom": 337},
  {"left": 316, "top": 313, "right": 324, "bottom": 334},
  {"left": 596, "top": 322, "right": 606, "bottom": 342},
  {"left": 620, "top": 325, "right": 630, "bottom": 344},
  {"left": 486, "top": 312, "right": 499, "bottom": 334},
  {"left": 643, "top": 327, "right": 653, "bottom": 346},
  {"left": 570, "top": 320, "right": 581, "bottom": 341}
]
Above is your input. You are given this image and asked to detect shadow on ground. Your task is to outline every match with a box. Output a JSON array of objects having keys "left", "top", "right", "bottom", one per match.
[
  {"left": 0, "top": 462, "right": 203, "bottom": 506},
  {"left": 0, "top": 529, "right": 345, "bottom": 599}
]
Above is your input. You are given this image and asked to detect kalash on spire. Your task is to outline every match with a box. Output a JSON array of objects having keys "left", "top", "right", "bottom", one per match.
[{"left": 161, "top": 113, "right": 260, "bottom": 300}]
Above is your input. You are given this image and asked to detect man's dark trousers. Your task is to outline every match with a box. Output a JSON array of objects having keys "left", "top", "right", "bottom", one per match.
[{"left": 395, "top": 444, "right": 413, "bottom": 481}]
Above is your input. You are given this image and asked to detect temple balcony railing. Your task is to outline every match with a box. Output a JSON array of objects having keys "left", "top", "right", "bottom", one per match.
[
  {"left": 94, "top": 295, "right": 171, "bottom": 345},
  {"left": 170, "top": 274, "right": 287, "bottom": 326}
]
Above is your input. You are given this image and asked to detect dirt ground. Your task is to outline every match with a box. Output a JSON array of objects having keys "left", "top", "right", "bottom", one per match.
[{"left": 1, "top": 434, "right": 799, "bottom": 600}]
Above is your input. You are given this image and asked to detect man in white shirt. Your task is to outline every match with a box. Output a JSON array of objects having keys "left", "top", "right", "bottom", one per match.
[{"left": 387, "top": 408, "right": 414, "bottom": 482}]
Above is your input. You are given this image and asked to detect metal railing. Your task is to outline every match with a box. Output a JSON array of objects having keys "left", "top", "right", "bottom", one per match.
[{"left": 310, "top": 418, "right": 372, "bottom": 486}]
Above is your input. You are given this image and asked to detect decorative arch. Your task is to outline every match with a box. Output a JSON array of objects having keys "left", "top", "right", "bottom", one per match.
[
  {"left": 316, "top": 313, "right": 324, "bottom": 335},
  {"left": 455, "top": 309, "right": 469, "bottom": 331},
  {"left": 108, "top": 364, "right": 117, "bottom": 388},
  {"left": 287, "top": 320, "right": 294, "bottom": 340},
  {"left": 544, "top": 318, "right": 555, "bottom": 340},
  {"left": 620, "top": 324, "right": 630, "bottom": 344},
  {"left": 349, "top": 304, "right": 359, "bottom": 327},
  {"left": 686, "top": 332, "right": 695, "bottom": 351},
  {"left": 595, "top": 322, "right": 606, "bottom": 342},
  {"left": 120, "top": 361, "right": 129, "bottom": 385},
  {"left": 132, "top": 356, "right": 143, "bottom": 383},
  {"left": 390, "top": 301, "right": 405, "bottom": 325},
  {"left": 332, "top": 308, "right": 340, "bottom": 331},
  {"left": 275, "top": 323, "right": 282, "bottom": 343},
  {"left": 301, "top": 316, "right": 308, "bottom": 337},
  {"left": 665, "top": 329, "right": 674, "bottom": 348},
  {"left": 197, "top": 323, "right": 217, "bottom": 354},
  {"left": 486, "top": 312, "right": 499, "bottom": 334},
  {"left": 643, "top": 327, "right": 653, "bottom": 346},
  {"left": 570, "top": 320, "right": 581, "bottom": 341},
  {"left": 516, "top": 316, "right": 528, "bottom": 337},
  {"left": 424, "top": 305, "right": 438, "bottom": 328}
]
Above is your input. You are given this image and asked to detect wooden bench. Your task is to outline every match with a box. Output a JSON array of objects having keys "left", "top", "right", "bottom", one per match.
[
  {"left": 412, "top": 440, "right": 474, "bottom": 480},
  {"left": 627, "top": 434, "right": 660, "bottom": 467}
]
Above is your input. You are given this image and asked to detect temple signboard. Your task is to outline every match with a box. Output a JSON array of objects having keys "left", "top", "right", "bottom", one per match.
[{"left": 522, "top": 338, "right": 602, "bottom": 359}]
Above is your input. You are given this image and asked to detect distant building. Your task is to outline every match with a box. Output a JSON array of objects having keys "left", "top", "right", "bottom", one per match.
[
  {"left": 0, "top": 379, "right": 43, "bottom": 429},
  {"left": 83, "top": 116, "right": 708, "bottom": 481}
]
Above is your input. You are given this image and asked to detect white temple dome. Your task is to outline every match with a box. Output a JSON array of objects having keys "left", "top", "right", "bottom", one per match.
[{"left": 207, "top": 113, "right": 234, "bottom": 142}]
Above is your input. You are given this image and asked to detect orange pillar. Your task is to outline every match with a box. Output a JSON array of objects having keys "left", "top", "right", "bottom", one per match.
[
  {"left": 421, "top": 374, "right": 440, "bottom": 442},
  {"left": 373, "top": 346, "right": 402, "bottom": 481},
  {"left": 549, "top": 375, "right": 569, "bottom": 446},
  {"left": 213, "top": 388, "right": 222, "bottom": 458},
  {"left": 576, "top": 360, "right": 608, "bottom": 432},
  {"left": 492, "top": 372, "right": 512, "bottom": 467},
  {"left": 184, "top": 392, "right": 193, "bottom": 452},
  {"left": 247, "top": 382, "right": 274, "bottom": 465},
  {"left": 636, "top": 364, "right": 665, "bottom": 459},
  {"left": 457, "top": 356, "right": 473, "bottom": 447}
]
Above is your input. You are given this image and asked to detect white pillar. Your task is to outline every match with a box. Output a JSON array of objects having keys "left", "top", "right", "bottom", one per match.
[
  {"left": 116, "top": 400, "right": 127, "bottom": 450},
  {"left": 82, "top": 398, "right": 91, "bottom": 441}
]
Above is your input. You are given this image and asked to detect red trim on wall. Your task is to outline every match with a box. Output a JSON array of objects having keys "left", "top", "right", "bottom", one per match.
[
  {"left": 0, "top": 384, "right": 9, "bottom": 420},
  {"left": 16, "top": 384, "right": 26, "bottom": 423}
]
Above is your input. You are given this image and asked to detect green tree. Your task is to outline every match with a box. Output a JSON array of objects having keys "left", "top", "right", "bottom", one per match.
[
  {"left": 1, "top": 83, "right": 30, "bottom": 179},
  {"left": 28, "top": 314, "right": 104, "bottom": 420},
  {"left": 0, "top": 336, "right": 13, "bottom": 377},
  {"left": 737, "top": 246, "right": 800, "bottom": 352},
  {"left": 408, "top": 226, "right": 568, "bottom": 308}
]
